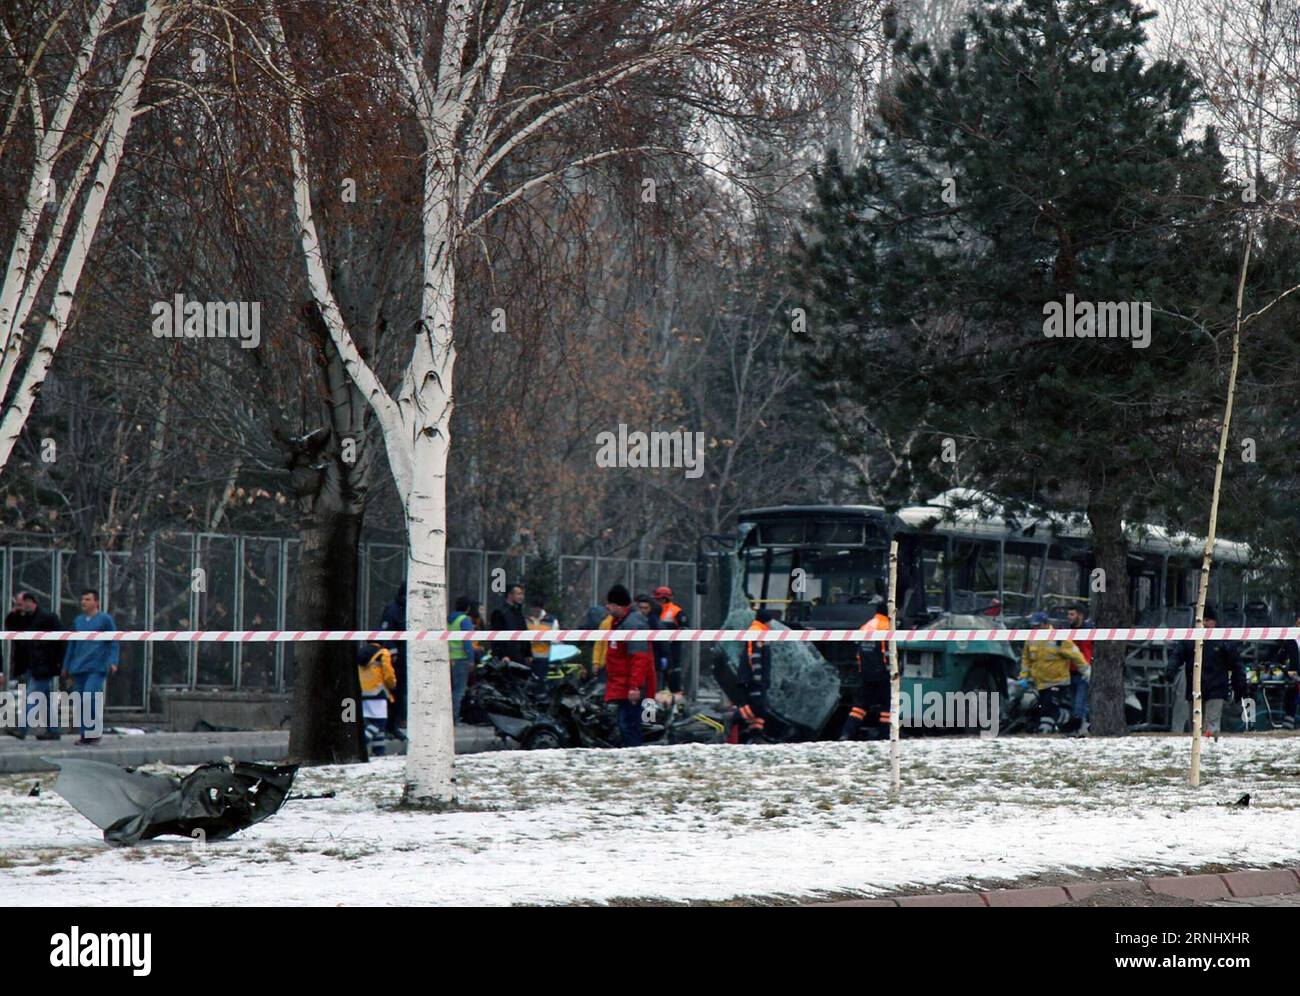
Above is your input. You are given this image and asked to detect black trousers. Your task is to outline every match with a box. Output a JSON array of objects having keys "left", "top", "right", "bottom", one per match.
[
  {"left": 842, "top": 675, "right": 890, "bottom": 739},
  {"left": 1035, "top": 686, "right": 1060, "bottom": 730}
]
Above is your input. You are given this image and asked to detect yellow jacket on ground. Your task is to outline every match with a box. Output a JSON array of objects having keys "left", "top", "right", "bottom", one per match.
[{"left": 1020, "top": 640, "right": 1087, "bottom": 689}]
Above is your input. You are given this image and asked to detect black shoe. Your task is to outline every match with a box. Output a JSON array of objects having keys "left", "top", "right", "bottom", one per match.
[
  {"left": 35, "top": 731, "right": 60, "bottom": 741},
  {"left": 3, "top": 728, "right": 26, "bottom": 739},
  {"left": 75, "top": 737, "right": 100, "bottom": 746}
]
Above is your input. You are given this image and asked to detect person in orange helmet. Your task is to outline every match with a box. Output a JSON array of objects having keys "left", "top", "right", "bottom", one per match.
[{"left": 653, "top": 585, "right": 688, "bottom": 697}]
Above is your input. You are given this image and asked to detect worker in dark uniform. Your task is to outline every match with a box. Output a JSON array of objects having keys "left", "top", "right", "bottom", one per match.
[
  {"left": 654, "top": 586, "right": 687, "bottom": 697},
  {"left": 732, "top": 609, "right": 775, "bottom": 742},
  {"left": 840, "top": 600, "right": 892, "bottom": 740}
]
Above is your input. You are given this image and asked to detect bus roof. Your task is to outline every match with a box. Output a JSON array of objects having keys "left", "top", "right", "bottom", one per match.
[
  {"left": 739, "top": 490, "right": 1257, "bottom": 566},
  {"left": 896, "top": 488, "right": 1256, "bottom": 565},
  {"left": 739, "top": 504, "right": 889, "bottom": 519}
]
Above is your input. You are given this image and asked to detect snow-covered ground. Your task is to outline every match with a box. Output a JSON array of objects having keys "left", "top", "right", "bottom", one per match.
[{"left": 2, "top": 734, "right": 1297, "bottom": 906}]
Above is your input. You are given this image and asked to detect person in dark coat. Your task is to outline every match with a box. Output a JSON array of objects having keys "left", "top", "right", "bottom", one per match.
[
  {"left": 488, "top": 583, "right": 530, "bottom": 665},
  {"left": 379, "top": 583, "right": 407, "bottom": 738},
  {"left": 4, "top": 593, "right": 65, "bottom": 739},
  {"left": 1273, "top": 611, "right": 1300, "bottom": 729},
  {"left": 635, "top": 593, "right": 666, "bottom": 690},
  {"left": 1165, "top": 606, "right": 1248, "bottom": 737},
  {"left": 3, "top": 594, "right": 32, "bottom": 738}
]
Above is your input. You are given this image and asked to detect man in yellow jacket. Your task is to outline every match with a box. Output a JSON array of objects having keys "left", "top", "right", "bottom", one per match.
[
  {"left": 357, "top": 642, "right": 398, "bottom": 755},
  {"left": 1018, "top": 612, "right": 1088, "bottom": 733}
]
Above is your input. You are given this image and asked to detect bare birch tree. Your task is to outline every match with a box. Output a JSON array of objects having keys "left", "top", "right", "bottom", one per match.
[
  {"left": 258, "top": 0, "right": 881, "bottom": 803},
  {"left": 0, "top": 0, "right": 173, "bottom": 468}
]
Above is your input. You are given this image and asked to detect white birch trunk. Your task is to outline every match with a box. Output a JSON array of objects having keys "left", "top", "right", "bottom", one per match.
[
  {"left": 401, "top": 180, "right": 458, "bottom": 799},
  {"left": 0, "top": 0, "right": 118, "bottom": 352},
  {"left": 403, "top": 434, "right": 456, "bottom": 802},
  {"left": 0, "top": 0, "right": 164, "bottom": 470}
]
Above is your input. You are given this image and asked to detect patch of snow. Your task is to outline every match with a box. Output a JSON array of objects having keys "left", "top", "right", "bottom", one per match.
[{"left": 1, "top": 735, "right": 1297, "bottom": 906}]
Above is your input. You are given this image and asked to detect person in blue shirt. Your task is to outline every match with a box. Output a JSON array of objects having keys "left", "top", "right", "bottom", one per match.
[{"left": 60, "top": 590, "right": 118, "bottom": 744}]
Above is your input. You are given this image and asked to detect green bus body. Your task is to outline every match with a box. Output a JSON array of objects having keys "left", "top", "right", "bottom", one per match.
[{"left": 705, "top": 494, "right": 1288, "bottom": 736}]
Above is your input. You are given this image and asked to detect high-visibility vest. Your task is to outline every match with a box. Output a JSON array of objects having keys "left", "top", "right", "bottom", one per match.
[
  {"left": 528, "top": 620, "right": 549, "bottom": 659},
  {"left": 449, "top": 613, "right": 471, "bottom": 660},
  {"left": 660, "top": 602, "right": 683, "bottom": 625},
  {"left": 746, "top": 619, "right": 770, "bottom": 662},
  {"left": 857, "top": 613, "right": 892, "bottom": 670}
]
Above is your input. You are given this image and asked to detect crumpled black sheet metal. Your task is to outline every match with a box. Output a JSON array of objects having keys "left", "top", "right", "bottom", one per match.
[{"left": 51, "top": 759, "right": 298, "bottom": 846}]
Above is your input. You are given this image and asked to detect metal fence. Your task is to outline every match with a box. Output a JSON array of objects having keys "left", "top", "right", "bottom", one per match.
[{"left": 0, "top": 534, "right": 699, "bottom": 710}]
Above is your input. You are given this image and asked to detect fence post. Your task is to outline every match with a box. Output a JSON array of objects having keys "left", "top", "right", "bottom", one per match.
[
  {"left": 233, "top": 536, "right": 244, "bottom": 691},
  {"left": 275, "top": 539, "right": 288, "bottom": 692},
  {"left": 145, "top": 537, "right": 156, "bottom": 707}
]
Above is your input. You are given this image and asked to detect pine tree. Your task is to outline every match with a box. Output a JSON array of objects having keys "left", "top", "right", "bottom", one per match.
[{"left": 791, "top": 0, "right": 1297, "bottom": 734}]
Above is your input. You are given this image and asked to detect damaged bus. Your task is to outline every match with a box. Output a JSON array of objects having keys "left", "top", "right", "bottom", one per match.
[{"left": 701, "top": 489, "right": 1287, "bottom": 739}]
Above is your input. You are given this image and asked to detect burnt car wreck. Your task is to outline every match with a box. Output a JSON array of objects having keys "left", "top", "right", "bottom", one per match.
[{"left": 51, "top": 758, "right": 297, "bottom": 846}]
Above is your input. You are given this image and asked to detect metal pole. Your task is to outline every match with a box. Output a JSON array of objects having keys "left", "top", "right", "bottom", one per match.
[
  {"left": 145, "top": 538, "right": 156, "bottom": 705},
  {"left": 188, "top": 534, "right": 198, "bottom": 689},
  {"left": 274, "top": 539, "right": 287, "bottom": 692},
  {"left": 233, "top": 537, "right": 243, "bottom": 691}
]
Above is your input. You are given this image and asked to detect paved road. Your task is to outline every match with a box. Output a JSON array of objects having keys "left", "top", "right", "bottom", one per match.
[{"left": 0, "top": 725, "right": 502, "bottom": 773}]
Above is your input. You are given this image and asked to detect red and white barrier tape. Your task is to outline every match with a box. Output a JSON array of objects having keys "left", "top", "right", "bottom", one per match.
[{"left": 0, "top": 626, "right": 1295, "bottom": 643}]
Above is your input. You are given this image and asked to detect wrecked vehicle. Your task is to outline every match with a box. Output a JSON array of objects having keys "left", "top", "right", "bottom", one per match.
[
  {"left": 464, "top": 654, "right": 727, "bottom": 749},
  {"left": 51, "top": 758, "right": 297, "bottom": 845},
  {"left": 703, "top": 505, "right": 1019, "bottom": 740}
]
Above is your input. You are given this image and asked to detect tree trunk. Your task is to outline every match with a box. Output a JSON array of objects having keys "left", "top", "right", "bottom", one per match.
[
  {"left": 288, "top": 508, "right": 367, "bottom": 764},
  {"left": 401, "top": 437, "right": 456, "bottom": 805},
  {"left": 1087, "top": 501, "right": 1131, "bottom": 736},
  {"left": 1190, "top": 229, "right": 1252, "bottom": 786}
]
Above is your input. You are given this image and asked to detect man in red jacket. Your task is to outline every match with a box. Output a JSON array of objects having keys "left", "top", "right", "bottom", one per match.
[
  {"left": 1065, "top": 605, "right": 1094, "bottom": 735},
  {"left": 603, "top": 584, "right": 656, "bottom": 747}
]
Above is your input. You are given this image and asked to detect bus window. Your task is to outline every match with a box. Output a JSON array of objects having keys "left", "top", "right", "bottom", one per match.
[
  {"left": 743, "top": 548, "right": 793, "bottom": 608},
  {"left": 808, "top": 520, "right": 866, "bottom": 545},
  {"left": 1129, "top": 574, "right": 1154, "bottom": 617},
  {"left": 1042, "top": 556, "right": 1085, "bottom": 615},
  {"left": 951, "top": 539, "right": 1000, "bottom": 614},
  {"left": 1001, "top": 547, "right": 1042, "bottom": 617},
  {"left": 919, "top": 539, "right": 948, "bottom": 612},
  {"left": 792, "top": 547, "right": 887, "bottom": 606},
  {"left": 1166, "top": 563, "right": 1192, "bottom": 610},
  {"left": 743, "top": 549, "right": 768, "bottom": 603},
  {"left": 757, "top": 522, "right": 805, "bottom": 545}
]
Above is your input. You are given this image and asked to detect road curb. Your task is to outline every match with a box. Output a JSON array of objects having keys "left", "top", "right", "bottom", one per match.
[
  {"left": 0, "top": 727, "right": 501, "bottom": 773},
  {"left": 809, "top": 867, "right": 1300, "bottom": 907}
]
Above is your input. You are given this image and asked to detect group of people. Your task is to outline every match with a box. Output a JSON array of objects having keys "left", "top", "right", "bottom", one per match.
[
  {"left": 1017, "top": 606, "right": 1095, "bottom": 734},
  {"left": 1020, "top": 603, "right": 1300, "bottom": 736},
  {"left": 1, "top": 589, "right": 120, "bottom": 744},
  {"left": 354, "top": 580, "right": 691, "bottom": 751},
  {"left": 492, "top": 582, "right": 689, "bottom": 748},
  {"left": 353, "top": 584, "right": 1300, "bottom": 751},
  {"left": 355, "top": 583, "right": 489, "bottom": 754},
  {"left": 1160, "top": 604, "right": 1300, "bottom": 737}
]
